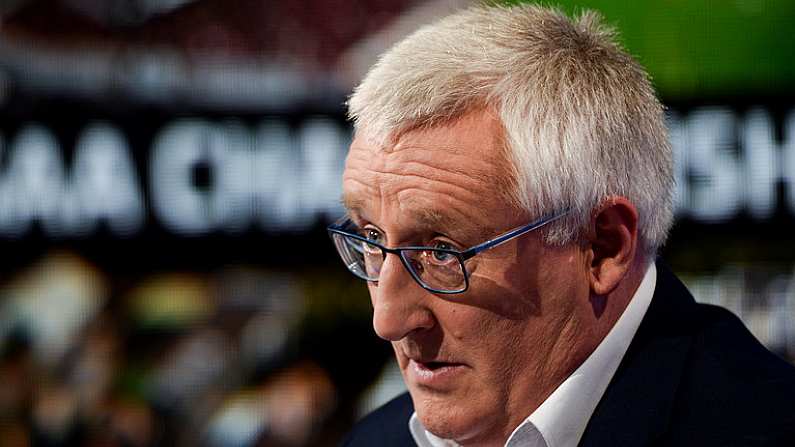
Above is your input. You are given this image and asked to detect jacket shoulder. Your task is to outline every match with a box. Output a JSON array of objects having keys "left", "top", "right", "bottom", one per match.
[
  {"left": 667, "top": 302, "right": 795, "bottom": 444},
  {"left": 689, "top": 302, "right": 795, "bottom": 395},
  {"left": 340, "top": 392, "right": 416, "bottom": 447}
]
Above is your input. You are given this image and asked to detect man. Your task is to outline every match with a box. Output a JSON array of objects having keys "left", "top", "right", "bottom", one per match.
[{"left": 330, "top": 4, "right": 795, "bottom": 446}]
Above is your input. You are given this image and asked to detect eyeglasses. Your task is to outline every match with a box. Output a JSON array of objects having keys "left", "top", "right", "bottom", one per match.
[{"left": 327, "top": 210, "right": 568, "bottom": 294}]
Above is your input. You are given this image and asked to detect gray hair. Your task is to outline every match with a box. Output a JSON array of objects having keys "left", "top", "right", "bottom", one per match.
[{"left": 347, "top": 4, "right": 673, "bottom": 256}]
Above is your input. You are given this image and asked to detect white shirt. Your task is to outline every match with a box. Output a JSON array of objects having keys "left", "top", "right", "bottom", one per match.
[{"left": 410, "top": 263, "right": 657, "bottom": 447}]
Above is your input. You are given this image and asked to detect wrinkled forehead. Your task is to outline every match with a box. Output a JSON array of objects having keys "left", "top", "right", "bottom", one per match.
[
  {"left": 348, "top": 108, "right": 515, "bottom": 183},
  {"left": 341, "top": 108, "right": 522, "bottom": 234}
]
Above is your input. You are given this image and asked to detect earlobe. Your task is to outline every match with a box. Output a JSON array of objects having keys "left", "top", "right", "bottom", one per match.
[{"left": 586, "top": 198, "right": 639, "bottom": 296}]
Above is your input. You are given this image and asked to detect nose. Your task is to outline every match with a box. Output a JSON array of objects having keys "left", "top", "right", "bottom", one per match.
[{"left": 370, "top": 252, "right": 435, "bottom": 341}]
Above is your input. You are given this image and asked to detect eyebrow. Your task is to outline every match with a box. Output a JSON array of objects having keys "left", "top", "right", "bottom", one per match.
[
  {"left": 341, "top": 193, "right": 365, "bottom": 219},
  {"left": 413, "top": 208, "right": 454, "bottom": 231},
  {"left": 343, "top": 192, "right": 450, "bottom": 225},
  {"left": 342, "top": 193, "right": 492, "bottom": 244}
]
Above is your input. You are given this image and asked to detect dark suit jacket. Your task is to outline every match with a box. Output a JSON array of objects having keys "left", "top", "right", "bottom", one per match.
[{"left": 341, "top": 263, "right": 795, "bottom": 446}]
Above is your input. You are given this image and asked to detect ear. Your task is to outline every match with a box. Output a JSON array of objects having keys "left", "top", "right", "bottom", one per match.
[{"left": 584, "top": 197, "right": 639, "bottom": 296}]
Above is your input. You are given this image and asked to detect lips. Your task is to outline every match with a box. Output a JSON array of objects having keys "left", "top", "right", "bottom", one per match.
[
  {"left": 420, "top": 361, "right": 457, "bottom": 370},
  {"left": 407, "top": 358, "right": 467, "bottom": 389}
]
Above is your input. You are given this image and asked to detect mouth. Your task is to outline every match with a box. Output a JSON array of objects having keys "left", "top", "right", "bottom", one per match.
[
  {"left": 418, "top": 361, "right": 460, "bottom": 370},
  {"left": 407, "top": 359, "right": 467, "bottom": 388}
]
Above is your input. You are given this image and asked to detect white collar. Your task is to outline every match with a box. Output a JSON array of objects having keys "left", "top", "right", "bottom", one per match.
[{"left": 410, "top": 263, "right": 657, "bottom": 447}]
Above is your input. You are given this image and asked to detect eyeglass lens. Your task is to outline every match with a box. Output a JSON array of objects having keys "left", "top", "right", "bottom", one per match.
[{"left": 332, "top": 233, "right": 466, "bottom": 292}]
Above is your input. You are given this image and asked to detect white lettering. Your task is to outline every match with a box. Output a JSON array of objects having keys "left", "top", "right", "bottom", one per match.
[
  {"left": 207, "top": 120, "right": 255, "bottom": 233},
  {"left": 667, "top": 111, "right": 689, "bottom": 215},
  {"left": 150, "top": 119, "right": 213, "bottom": 235},
  {"left": 2, "top": 125, "right": 70, "bottom": 236},
  {"left": 149, "top": 118, "right": 350, "bottom": 235},
  {"left": 782, "top": 110, "right": 795, "bottom": 214},
  {"left": 253, "top": 120, "right": 306, "bottom": 231},
  {"left": 686, "top": 108, "right": 742, "bottom": 222},
  {"left": 0, "top": 106, "right": 789, "bottom": 239},
  {"left": 298, "top": 117, "right": 347, "bottom": 221},
  {"left": 72, "top": 122, "right": 145, "bottom": 236},
  {"left": 742, "top": 109, "right": 777, "bottom": 219}
]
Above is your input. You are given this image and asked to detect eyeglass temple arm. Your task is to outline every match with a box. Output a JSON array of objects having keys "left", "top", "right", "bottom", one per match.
[{"left": 460, "top": 210, "right": 569, "bottom": 260}]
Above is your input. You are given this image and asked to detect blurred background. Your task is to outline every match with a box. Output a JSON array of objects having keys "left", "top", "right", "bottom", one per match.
[{"left": 0, "top": 0, "right": 793, "bottom": 445}]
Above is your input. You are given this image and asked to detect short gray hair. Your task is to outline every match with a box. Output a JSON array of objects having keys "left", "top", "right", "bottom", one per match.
[{"left": 347, "top": 4, "right": 673, "bottom": 256}]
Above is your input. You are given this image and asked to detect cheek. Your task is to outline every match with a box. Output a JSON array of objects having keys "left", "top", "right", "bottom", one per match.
[
  {"left": 456, "top": 315, "right": 532, "bottom": 401},
  {"left": 442, "top": 305, "right": 529, "bottom": 367},
  {"left": 463, "top": 249, "right": 547, "bottom": 319},
  {"left": 429, "top": 304, "right": 464, "bottom": 341},
  {"left": 536, "top": 250, "right": 588, "bottom": 306},
  {"left": 473, "top": 316, "right": 529, "bottom": 357},
  {"left": 461, "top": 271, "right": 542, "bottom": 322}
]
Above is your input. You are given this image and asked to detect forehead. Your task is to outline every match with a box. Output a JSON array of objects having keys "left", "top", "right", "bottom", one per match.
[{"left": 342, "top": 109, "right": 519, "bottom": 235}]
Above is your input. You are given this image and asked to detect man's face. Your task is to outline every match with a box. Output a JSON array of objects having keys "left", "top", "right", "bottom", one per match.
[{"left": 342, "top": 109, "right": 591, "bottom": 444}]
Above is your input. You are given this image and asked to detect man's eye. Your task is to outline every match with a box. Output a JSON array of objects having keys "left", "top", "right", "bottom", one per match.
[
  {"left": 432, "top": 251, "right": 453, "bottom": 262},
  {"left": 430, "top": 241, "right": 456, "bottom": 263},
  {"left": 364, "top": 228, "right": 383, "bottom": 243},
  {"left": 432, "top": 241, "right": 451, "bottom": 250}
]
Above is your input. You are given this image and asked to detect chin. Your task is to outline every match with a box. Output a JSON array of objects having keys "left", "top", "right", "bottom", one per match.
[{"left": 410, "top": 388, "right": 493, "bottom": 443}]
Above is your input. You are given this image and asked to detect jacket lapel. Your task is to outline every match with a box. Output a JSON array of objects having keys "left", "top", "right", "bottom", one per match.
[{"left": 578, "top": 262, "right": 696, "bottom": 447}]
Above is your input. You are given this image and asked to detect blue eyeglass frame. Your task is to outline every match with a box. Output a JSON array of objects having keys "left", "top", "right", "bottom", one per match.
[{"left": 327, "top": 209, "right": 569, "bottom": 294}]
